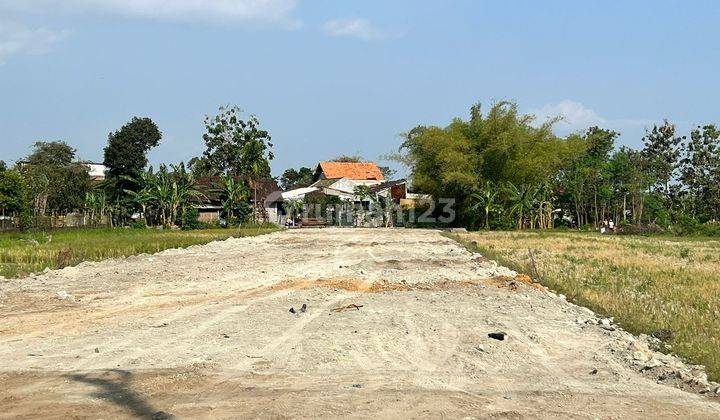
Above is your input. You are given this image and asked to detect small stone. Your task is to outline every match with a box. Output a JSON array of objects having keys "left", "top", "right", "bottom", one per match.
[
  {"left": 589, "top": 368, "right": 598, "bottom": 375},
  {"left": 633, "top": 351, "right": 649, "bottom": 362},
  {"left": 651, "top": 329, "right": 674, "bottom": 341},
  {"left": 56, "top": 291, "right": 75, "bottom": 302},
  {"left": 488, "top": 332, "right": 507, "bottom": 341},
  {"left": 94, "top": 348, "right": 99, "bottom": 353},
  {"left": 643, "top": 358, "right": 662, "bottom": 369}
]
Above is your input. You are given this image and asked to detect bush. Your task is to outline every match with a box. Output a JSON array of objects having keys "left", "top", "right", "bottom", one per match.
[
  {"left": 670, "top": 218, "right": 720, "bottom": 237},
  {"left": 130, "top": 219, "right": 147, "bottom": 229},
  {"left": 615, "top": 223, "right": 665, "bottom": 235},
  {"left": 181, "top": 208, "right": 207, "bottom": 230},
  {"left": 671, "top": 214, "right": 701, "bottom": 236}
]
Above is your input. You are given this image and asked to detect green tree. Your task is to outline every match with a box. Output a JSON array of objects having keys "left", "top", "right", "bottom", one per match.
[
  {"left": 104, "top": 117, "right": 162, "bottom": 180},
  {"left": 103, "top": 117, "right": 162, "bottom": 224},
  {"left": 21, "top": 141, "right": 92, "bottom": 216},
  {"left": 331, "top": 154, "right": 363, "bottom": 163},
  {"left": 642, "top": 120, "right": 684, "bottom": 209},
  {"left": 279, "top": 167, "right": 314, "bottom": 189},
  {"left": 470, "top": 181, "right": 500, "bottom": 229},
  {"left": 213, "top": 174, "right": 249, "bottom": 223},
  {"left": 200, "top": 105, "right": 273, "bottom": 177},
  {"left": 505, "top": 183, "right": 537, "bottom": 230},
  {"left": 397, "top": 101, "right": 578, "bottom": 227},
  {"left": 0, "top": 169, "right": 31, "bottom": 228},
  {"left": 681, "top": 125, "right": 720, "bottom": 221},
  {"left": 124, "top": 163, "right": 205, "bottom": 228}
]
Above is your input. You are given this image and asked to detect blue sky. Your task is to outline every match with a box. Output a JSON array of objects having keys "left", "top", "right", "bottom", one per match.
[{"left": 1, "top": 0, "right": 719, "bottom": 176}]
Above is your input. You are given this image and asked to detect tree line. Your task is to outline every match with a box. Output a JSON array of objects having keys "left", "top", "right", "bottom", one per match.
[
  {"left": 395, "top": 101, "right": 720, "bottom": 234},
  {"left": 0, "top": 105, "right": 274, "bottom": 230}
]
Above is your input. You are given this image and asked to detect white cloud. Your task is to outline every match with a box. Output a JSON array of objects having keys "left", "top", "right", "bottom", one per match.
[
  {"left": 531, "top": 99, "right": 606, "bottom": 128},
  {"left": 0, "top": 0, "right": 299, "bottom": 25},
  {"left": 0, "top": 23, "right": 70, "bottom": 64},
  {"left": 322, "top": 18, "right": 403, "bottom": 41},
  {"left": 530, "top": 99, "right": 657, "bottom": 135}
]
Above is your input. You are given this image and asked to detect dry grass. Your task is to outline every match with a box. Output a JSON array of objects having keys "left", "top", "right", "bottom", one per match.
[
  {"left": 0, "top": 225, "right": 279, "bottom": 279},
  {"left": 448, "top": 230, "right": 720, "bottom": 381}
]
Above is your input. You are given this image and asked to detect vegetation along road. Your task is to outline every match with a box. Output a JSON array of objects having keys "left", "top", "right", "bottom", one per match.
[
  {"left": 1, "top": 228, "right": 719, "bottom": 418},
  {"left": 450, "top": 230, "right": 720, "bottom": 382},
  {"left": 0, "top": 225, "right": 278, "bottom": 279}
]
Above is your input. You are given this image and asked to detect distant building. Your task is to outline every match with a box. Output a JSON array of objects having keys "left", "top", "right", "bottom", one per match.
[
  {"left": 86, "top": 163, "right": 107, "bottom": 182},
  {"left": 16, "top": 160, "right": 107, "bottom": 182},
  {"left": 276, "top": 161, "right": 407, "bottom": 226},
  {"left": 194, "top": 176, "right": 282, "bottom": 224},
  {"left": 313, "top": 161, "right": 385, "bottom": 183}
]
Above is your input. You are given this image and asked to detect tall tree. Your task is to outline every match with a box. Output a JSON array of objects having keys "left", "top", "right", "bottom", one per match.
[
  {"left": 20, "top": 141, "right": 92, "bottom": 215},
  {"left": 103, "top": 117, "right": 162, "bottom": 222},
  {"left": 0, "top": 169, "right": 31, "bottom": 228},
  {"left": 200, "top": 106, "right": 273, "bottom": 177},
  {"left": 104, "top": 117, "right": 162, "bottom": 180},
  {"left": 642, "top": 120, "right": 684, "bottom": 208},
  {"left": 583, "top": 127, "right": 618, "bottom": 226},
  {"left": 681, "top": 125, "right": 720, "bottom": 221}
]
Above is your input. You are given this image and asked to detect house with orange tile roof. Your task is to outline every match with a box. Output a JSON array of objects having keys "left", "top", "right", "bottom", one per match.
[
  {"left": 313, "top": 161, "right": 385, "bottom": 183},
  {"left": 274, "top": 160, "right": 407, "bottom": 227}
]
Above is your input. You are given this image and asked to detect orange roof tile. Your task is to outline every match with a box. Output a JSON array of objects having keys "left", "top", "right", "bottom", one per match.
[{"left": 318, "top": 161, "right": 385, "bottom": 181}]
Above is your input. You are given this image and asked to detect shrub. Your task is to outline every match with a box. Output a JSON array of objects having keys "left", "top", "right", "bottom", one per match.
[
  {"left": 181, "top": 207, "right": 207, "bottom": 230},
  {"left": 615, "top": 224, "right": 665, "bottom": 235},
  {"left": 130, "top": 219, "right": 147, "bottom": 229}
]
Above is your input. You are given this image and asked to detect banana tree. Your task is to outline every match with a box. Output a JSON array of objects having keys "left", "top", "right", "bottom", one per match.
[
  {"left": 505, "top": 182, "right": 537, "bottom": 230},
  {"left": 470, "top": 181, "right": 501, "bottom": 229},
  {"left": 169, "top": 163, "right": 206, "bottom": 226},
  {"left": 213, "top": 174, "right": 248, "bottom": 223}
]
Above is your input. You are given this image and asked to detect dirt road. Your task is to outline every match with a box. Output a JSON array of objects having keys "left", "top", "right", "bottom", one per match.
[{"left": 1, "top": 228, "right": 719, "bottom": 419}]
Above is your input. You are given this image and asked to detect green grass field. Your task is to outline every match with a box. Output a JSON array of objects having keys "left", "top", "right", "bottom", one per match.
[
  {"left": 448, "top": 230, "right": 720, "bottom": 381},
  {"left": 0, "top": 225, "right": 279, "bottom": 279}
]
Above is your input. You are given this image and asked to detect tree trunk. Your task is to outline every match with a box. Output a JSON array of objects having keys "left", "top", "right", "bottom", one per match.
[{"left": 253, "top": 179, "right": 258, "bottom": 224}]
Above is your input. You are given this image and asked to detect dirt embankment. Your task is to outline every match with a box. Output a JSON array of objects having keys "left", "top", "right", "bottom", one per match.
[{"left": 1, "top": 228, "right": 719, "bottom": 419}]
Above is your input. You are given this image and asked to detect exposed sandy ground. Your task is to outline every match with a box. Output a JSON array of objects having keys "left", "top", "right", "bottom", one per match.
[{"left": 1, "top": 228, "right": 719, "bottom": 419}]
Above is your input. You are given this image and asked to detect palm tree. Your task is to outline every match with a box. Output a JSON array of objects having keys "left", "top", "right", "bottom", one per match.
[
  {"left": 170, "top": 163, "right": 206, "bottom": 227},
  {"left": 470, "top": 181, "right": 500, "bottom": 229},
  {"left": 84, "top": 190, "right": 108, "bottom": 226},
  {"left": 505, "top": 182, "right": 536, "bottom": 230},
  {"left": 213, "top": 174, "right": 248, "bottom": 223},
  {"left": 241, "top": 140, "right": 268, "bottom": 223},
  {"left": 123, "top": 170, "right": 157, "bottom": 225},
  {"left": 124, "top": 164, "right": 205, "bottom": 228}
]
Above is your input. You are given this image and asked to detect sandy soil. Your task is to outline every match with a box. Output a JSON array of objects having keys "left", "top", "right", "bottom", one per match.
[{"left": 1, "top": 228, "right": 719, "bottom": 419}]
